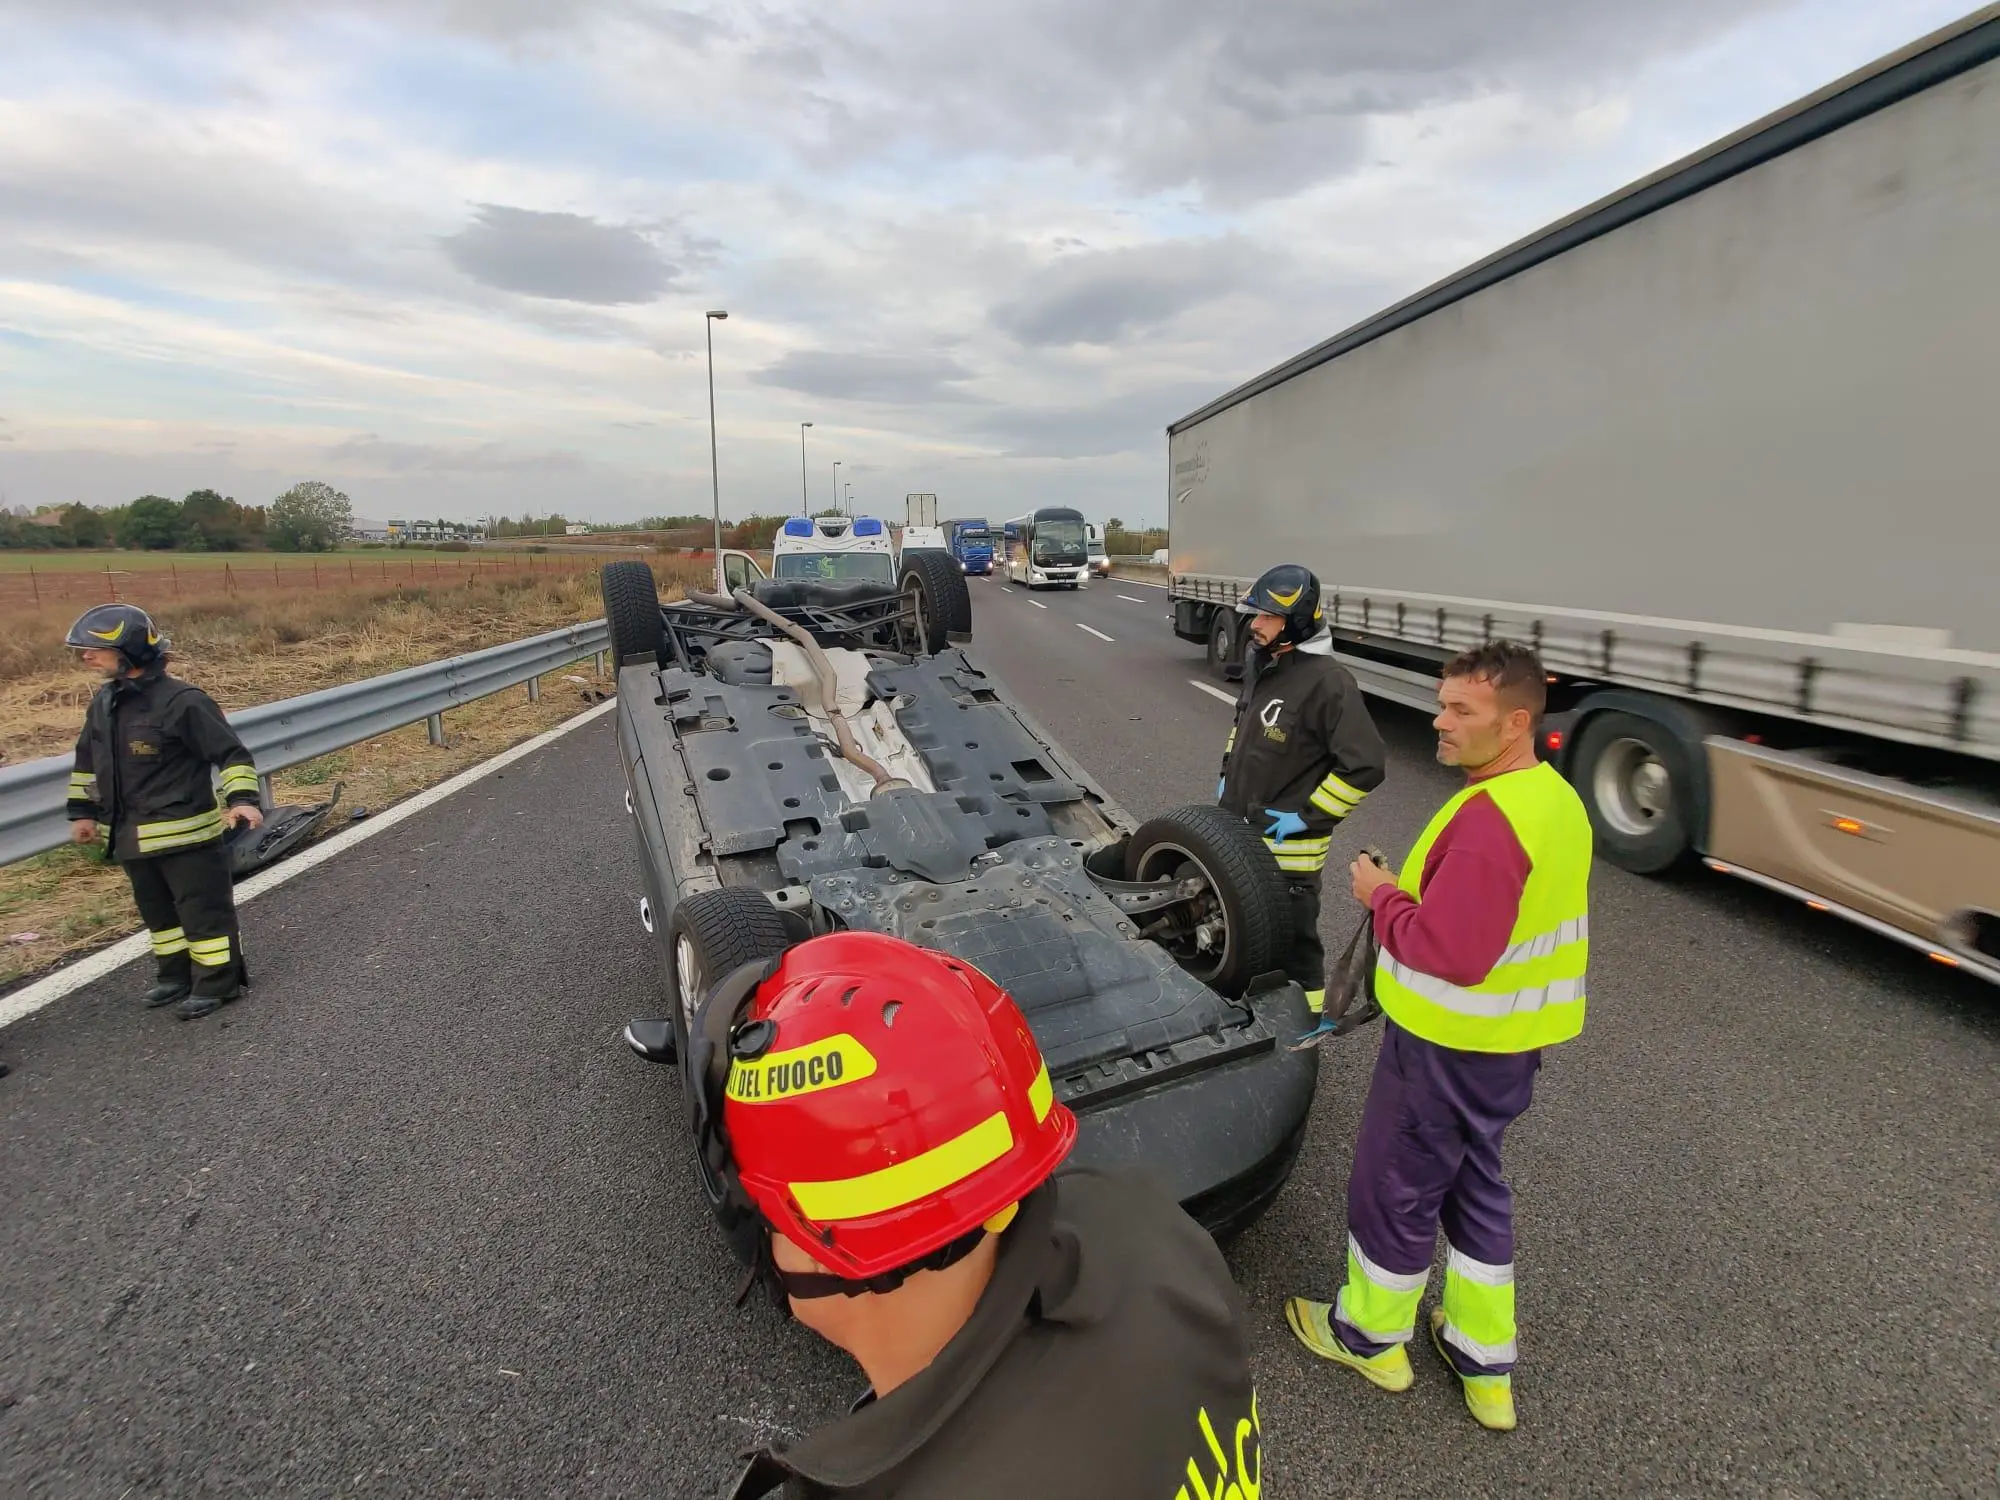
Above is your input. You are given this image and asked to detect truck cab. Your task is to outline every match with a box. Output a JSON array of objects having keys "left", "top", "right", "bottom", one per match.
[{"left": 945, "top": 518, "right": 994, "bottom": 575}]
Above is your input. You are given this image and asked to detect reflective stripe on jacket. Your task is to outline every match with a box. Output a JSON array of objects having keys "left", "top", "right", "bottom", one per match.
[{"left": 1374, "top": 762, "right": 1592, "bottom": 1052}]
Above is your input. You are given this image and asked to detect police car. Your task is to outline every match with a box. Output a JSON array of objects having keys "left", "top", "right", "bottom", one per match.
[{"left": 600, "top": 552, "right": 1319, "bottom": 1246}]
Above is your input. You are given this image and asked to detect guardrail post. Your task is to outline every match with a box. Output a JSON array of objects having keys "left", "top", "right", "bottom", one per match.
[
  {"left": 257, "top": 774, "right": 275, "bottom": 812},
  {"left": 427, "top": 712, "right": 446, "bottom": 746},
  {"left": 595, "top": 649, "right": 607, "bottom": 677},
  {"left": 527, "top": 676, "right": 541, "bottom": 703}
]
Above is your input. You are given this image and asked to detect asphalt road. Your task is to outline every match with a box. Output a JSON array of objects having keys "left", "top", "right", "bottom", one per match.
[{"left": 3, "top": 572, "right": 1995, "bottom": 1497}]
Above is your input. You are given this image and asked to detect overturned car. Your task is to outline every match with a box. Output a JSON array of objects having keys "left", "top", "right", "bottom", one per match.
[{"left": 602, "top": 552, "right": 1318, "bottom": 1243}]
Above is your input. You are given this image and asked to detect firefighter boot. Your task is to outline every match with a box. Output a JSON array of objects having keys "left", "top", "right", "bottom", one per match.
[
  {"left": 177, "top": 985, "right": 243, "bottom": 1021},
  {"left": 1285, "top": 1297, "right": 1412, "bottom": 1392},
  {"left": 1430, "top": 1308, "right": 1517, "bottom": 1432},
  {"left": 142, "top": 980, "right": 192, "bottom": 1008}
]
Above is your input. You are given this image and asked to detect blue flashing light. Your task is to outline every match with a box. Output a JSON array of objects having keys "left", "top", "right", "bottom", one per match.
[
  {"left": 852, "top": 517, "right": 884, "bottom": 537},
  {"left": 782, "top": 517, "right": 815, "bottom": 537}
]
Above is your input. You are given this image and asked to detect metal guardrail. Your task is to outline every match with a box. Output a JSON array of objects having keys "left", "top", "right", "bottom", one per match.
[{"left": 0, "top": 619, "right": 609, "bottom": 867}]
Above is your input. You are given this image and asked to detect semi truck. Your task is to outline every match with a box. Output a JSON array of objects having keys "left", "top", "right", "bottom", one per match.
[{"left": 1165, "top": 8, "right": 2000, "bottom": 984}]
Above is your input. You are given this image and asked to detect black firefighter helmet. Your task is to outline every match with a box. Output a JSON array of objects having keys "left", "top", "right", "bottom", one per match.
[
  {"left": 1237, "top": 564, "right": 1324, "bottom": 647},
  {"left": 65, "top": 603, "right": 169, "bottom": 667}
]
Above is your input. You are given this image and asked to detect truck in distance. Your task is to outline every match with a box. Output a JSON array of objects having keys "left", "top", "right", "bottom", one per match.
[{"left": 944, "top": 518, "right": 994, "bottom": 575}]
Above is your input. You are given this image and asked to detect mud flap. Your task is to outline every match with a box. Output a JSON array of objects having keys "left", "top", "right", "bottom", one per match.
[{"left": 225, "top": 782, "right": 344, "bottom": 880}]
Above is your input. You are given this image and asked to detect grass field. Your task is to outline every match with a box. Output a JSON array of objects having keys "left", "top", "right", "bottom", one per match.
[
  {"left": 0, "top": 546, "right": 643, "bottom": 572},
  {"left": 0, "top": 555, "right": 709, "bottom": 989}
]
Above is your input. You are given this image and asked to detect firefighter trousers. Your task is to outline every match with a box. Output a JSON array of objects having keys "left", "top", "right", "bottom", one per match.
[
  {"left": 123, "top": 840, "right": 247, "bottom": 999},
  {"left": 1283, "top": 872, "right": 1326, "bottom": 1005}
]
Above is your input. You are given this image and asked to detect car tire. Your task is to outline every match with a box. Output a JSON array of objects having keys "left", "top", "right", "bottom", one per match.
[
  {"left": 1205, "top": 608, "right": 1240, "bottom": 678},
  {"left": 602, "top": 559, "right": 665, "bottom": 668},
  {"left": 665, "top": 886, "right": 794, "bottom": 1051},
  {"left": 901, "top": 550, "right": 972, "bottom": 652},
  {"left": 1125, "top": 804, "right": 1291, "bottom": 997},
  {"left": 1571, "top": 710, "right": 1697, "bottom": 874}
]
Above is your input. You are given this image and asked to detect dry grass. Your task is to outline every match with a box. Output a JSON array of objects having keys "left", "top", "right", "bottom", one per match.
[{"left": 0, "top": 557, "right": 708, "bottom": 990}]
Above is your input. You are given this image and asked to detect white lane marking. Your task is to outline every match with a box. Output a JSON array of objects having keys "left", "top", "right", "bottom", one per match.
[
  {"left": 1, "top": 698, "right": 621, "bottom": 1032},
  {"left": 1000, "top": 587, "right": 1014, "bottom": 594},
  {"left": 1117, "top": 595, "right": 1145, "bottom": 603},
  {"left": 1030, "top": 600, "right": 1048, "bottom": 610},
  {"left": 1190, "top": 680, "right": 1237, "bottom": 706},
  {"left": 1077, "top": 624, "right": 1114, "bottom": 642}
]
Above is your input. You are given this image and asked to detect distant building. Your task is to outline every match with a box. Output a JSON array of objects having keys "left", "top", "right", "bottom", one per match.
[{"left": 565, "top": 523, "right": 589, "bottom": 536}]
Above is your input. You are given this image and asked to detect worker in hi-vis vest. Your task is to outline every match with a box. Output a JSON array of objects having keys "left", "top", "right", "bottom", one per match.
[
  {"left": 1216, "top": 565, "right": 1387, "bottom": 1020},
  {"left": 1285, "top": 639, "right": 1591, "bottom": 1434}
]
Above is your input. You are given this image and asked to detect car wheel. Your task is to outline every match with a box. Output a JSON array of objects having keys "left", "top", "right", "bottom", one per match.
[
  {"left": 602, "top": 559, "right": 665, "bottom": 668},
  {"left": 1204, "top": 609, "right": 1240, "bottom": 678},
  {"left": 1572, "top": 710, "right": 1696, "bottom": 874},
  {"left": 1125, "top": 804, "right": 1291, "bottom": 997},
  {"left": 666, "top": 887, "right": 794, "bottom": 1051},
  {"left": 900, "top": 550, "right": 972, "bottom": 653}
]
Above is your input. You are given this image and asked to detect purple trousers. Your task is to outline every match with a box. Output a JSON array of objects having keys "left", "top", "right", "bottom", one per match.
[{"left": 1338, "top": 1020, "right": 1541, "bottom": 1376}]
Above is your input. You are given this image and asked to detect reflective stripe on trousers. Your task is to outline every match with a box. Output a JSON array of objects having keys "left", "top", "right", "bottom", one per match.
[
  {"left": 1442, "top": 1242, "right": 1518, "bottom": 1370},
  {"left": 1333, "top": 1233, "right": 1425, "bottom": 1346}
]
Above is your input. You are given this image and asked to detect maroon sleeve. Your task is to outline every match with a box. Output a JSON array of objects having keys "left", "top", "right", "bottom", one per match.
[{"left": 1368, "top": 793, "right": 1531, "bottom": 987}]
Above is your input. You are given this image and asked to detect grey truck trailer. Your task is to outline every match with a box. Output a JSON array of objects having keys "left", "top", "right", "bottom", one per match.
[{"left": 1166, "top": 7, "right": 2000, "bottom": 984}]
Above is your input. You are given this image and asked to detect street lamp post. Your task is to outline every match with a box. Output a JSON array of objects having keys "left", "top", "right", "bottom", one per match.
[
  {"left": 798, "top": 422, "right": 814, "bottom": 516},
  {"left": 844, "top": 482, "right": 854, "bottom": 517},
  {"left": 704, "top": 309, "right": 728, "bottom": 589},
  {"left": 831, "top": 461, "right": 841, "bottom": 518}
]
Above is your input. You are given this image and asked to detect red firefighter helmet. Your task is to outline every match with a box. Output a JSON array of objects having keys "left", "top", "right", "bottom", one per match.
[{"left": 719, "top": 931, "right": 1076, "bottom": 1282}]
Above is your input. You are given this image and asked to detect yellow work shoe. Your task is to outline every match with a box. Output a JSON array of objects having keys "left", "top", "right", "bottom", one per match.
[
  {"left": 1285, "top": 1297, "right": 1413, "bottom": 1392},
  {"left": 1428, "top": 1308, "right": 1517, "bottom": 1431}
]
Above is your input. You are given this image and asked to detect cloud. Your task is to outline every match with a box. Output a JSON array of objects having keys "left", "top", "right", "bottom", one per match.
[
  {"left": 440, "top": 205, "right": 679, "bottom": 305},
  {"left": 994, "top": 238, "right": 1280, "bottom": 347},
  {"left": 752, "top": 350, "right": 979, "bottom": 405},
  {"left": 969, "top": 381, "right": 1223, "bottom": 460}
]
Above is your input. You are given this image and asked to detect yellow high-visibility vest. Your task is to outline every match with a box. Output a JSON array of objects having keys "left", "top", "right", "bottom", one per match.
[{"left": 1374, "top": 762, "right": 1592, "bottom": 1053}]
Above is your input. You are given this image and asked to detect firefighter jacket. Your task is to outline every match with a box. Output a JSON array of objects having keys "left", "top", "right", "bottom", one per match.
[
  {"left": 727, "top": 1169, "right": 1264, "bottom": 1500},
  {"left": 67, "top": 665, "right": 260, "bottom": 862},
  {"left": 1218, "top": 629, "right": 1387, "bottom": 877}
]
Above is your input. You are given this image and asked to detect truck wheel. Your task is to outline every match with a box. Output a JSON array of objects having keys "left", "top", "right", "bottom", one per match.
[
  {"left": 666, "top": 887, "right": 793, "bottom": 1053},
  {"left": 602, "top": 560, "right": 665, "bottom": 668},
  {"left": 901, "top": 550, "right": 971, "bottom": 653},
  {"left": 1126, "top": 805, "right": 1291, "bottom": 997},
  {"left": 1572, "top": 711, "right": 1697, "bottom": 874},
  {"left": 1204, "top": 608, "right": 1240, "bottom": 678}
]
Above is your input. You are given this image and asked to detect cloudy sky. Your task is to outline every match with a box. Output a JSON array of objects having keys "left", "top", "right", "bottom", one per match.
[{"left": 0, "top": 0, "right": 1967, "bottom": 527}]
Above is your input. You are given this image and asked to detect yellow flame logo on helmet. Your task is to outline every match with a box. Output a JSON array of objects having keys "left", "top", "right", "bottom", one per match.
[
  {"left": 87, "top": 623, "right": 125, "bottom": 642},
  {"left": 1268, "top": 586, "right": 1303, "bottom": 608}
]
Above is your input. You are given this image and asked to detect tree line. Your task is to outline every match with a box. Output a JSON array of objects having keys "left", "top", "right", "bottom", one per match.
[{"left": 1, "top": 482, "right": 355, "bottom": 553}]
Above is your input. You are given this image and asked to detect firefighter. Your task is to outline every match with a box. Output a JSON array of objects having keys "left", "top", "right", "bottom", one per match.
[
  {"left": 1217, "top": 564, "right": 1387, "bottom": 1022},
  {"left": 695, "top": 932, "right": 1263, "bottom": 1499},
  {"left": 1285, "top": 640, "right": 1591, "bottom": 1433},
  {"left": 64, "top": 605, "right": 263, "bottom": 1021}
]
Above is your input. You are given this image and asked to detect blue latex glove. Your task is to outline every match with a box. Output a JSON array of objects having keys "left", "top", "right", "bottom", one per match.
[
  {"left": 1216, "top": 777, "right": 1226, "bottom": 799},
  {"left": 1263, "top": 808, "right": 1309, "bottom": 842},
  {"left": 1291, "top": 1016, "right": 1342, "bottom": 1052}
]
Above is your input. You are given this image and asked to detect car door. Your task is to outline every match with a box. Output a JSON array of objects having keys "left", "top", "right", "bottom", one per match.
[{"left": 720, "top": 550, "right": 768, "bottom": 592}]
